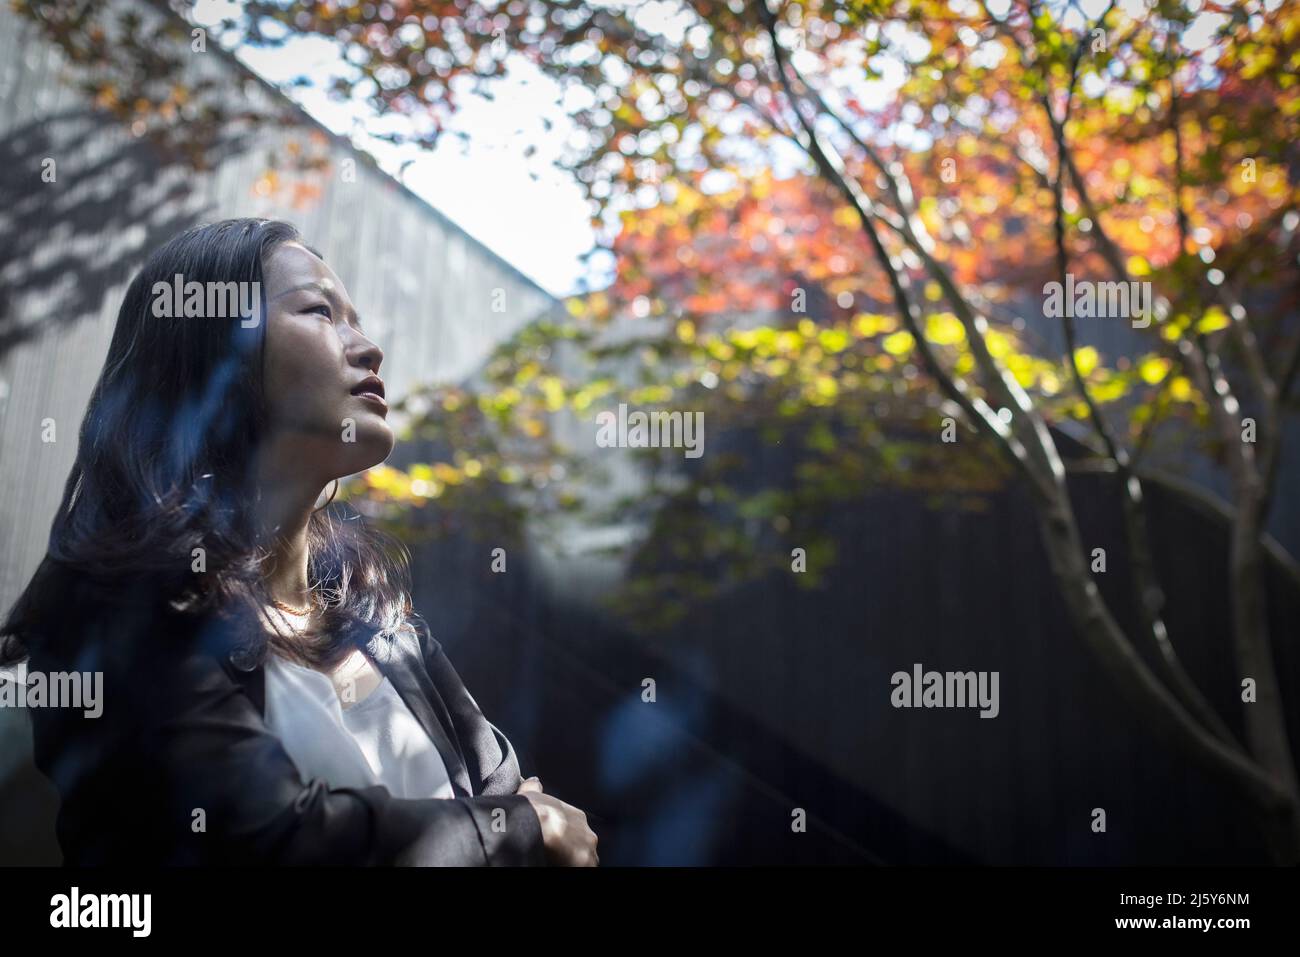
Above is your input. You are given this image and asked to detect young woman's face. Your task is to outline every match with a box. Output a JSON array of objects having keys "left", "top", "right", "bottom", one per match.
[{"left": 260, "top": 242, "right": 394, "bottom": 481}]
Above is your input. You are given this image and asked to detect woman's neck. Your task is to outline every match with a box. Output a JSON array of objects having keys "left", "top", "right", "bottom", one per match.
[
  {"left": 264, "top": 522, "right": 312, "bottom": 610},
  {"left": 254, "top": 450, "right": 329, "bottom": 610}
]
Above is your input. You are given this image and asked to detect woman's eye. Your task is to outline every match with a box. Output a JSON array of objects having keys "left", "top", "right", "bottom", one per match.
[{"left": 306, "top": 303, "right": 332, "bottom": 319}]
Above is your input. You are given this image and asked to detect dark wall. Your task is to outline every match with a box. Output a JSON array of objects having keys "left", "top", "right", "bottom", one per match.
[{"left": 416, "top": 443, "right": 1300, "bottom": 865}]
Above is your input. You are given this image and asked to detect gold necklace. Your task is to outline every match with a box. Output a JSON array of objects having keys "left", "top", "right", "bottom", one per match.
[{"left": 271, "top": 597, "right": 315, "bottom": 616}]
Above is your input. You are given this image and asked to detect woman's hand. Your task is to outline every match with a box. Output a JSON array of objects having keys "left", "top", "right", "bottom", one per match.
[{"left": 516, "top": 776, "right": 599, "bottom": 866}]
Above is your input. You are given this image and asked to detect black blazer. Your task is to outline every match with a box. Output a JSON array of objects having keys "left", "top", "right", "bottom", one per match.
[{"left": 19, "top": 558, "right": 547, "bottom": 866}]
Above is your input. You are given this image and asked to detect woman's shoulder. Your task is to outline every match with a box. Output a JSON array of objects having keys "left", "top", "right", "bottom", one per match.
[
  {"left": 401, "top": 612, "right": 458, "bottom": 676},
  {"left": 403, "top": 611, "right": 436, "bottom": 648},
  {"left": 16, "top": 557, "right": 240, "bottom": 676},
  {"left": 12, "top": 556, "right": 192, "bottom": 629}
]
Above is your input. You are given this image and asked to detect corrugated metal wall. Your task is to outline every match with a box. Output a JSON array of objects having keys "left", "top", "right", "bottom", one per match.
[{"left": 0, "top": 3, "right": 558, "bottom": 617}]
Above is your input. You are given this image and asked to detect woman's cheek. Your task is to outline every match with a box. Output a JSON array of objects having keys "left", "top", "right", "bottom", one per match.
[{"left": 270, "top": 323, "right": 347, "bottom": 428}]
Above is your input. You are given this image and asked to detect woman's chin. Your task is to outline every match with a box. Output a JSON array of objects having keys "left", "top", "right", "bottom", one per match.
[{"left": 338, "top": 428, "right": 396, "bottom": 474}]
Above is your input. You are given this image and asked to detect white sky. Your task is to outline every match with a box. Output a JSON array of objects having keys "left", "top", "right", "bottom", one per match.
[{"left": 193, "top": 1, "right": 607, "bottom": 298}]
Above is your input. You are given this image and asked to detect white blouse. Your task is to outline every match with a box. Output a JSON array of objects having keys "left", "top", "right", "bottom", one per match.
[{"left": 263, "top": 654, "right": 456, "bottom": 801}]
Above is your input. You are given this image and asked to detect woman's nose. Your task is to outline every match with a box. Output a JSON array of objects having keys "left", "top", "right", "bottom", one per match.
[{"left": 351, "top": 335, "right": 383, "bottom": 374}]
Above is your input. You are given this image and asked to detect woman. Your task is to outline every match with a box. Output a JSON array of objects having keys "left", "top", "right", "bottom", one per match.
[{"left": 0, "top": 218, "right": 597, "bottom": 866}]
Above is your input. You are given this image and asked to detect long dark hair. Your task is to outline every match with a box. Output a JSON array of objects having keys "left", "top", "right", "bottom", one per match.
[{"left": 1, "top": 218, "right": 414, "bottom": 670}]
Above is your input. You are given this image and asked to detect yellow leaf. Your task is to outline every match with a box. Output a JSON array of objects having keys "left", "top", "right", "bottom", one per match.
[
  {"left": 1138, "top": 357, "right": 1171, "bottom": 385},
  {"left": 1073, "top": 346, "right": 1099, "bottom": 377},
  {"left": 776, "top": 331, "right": 802, "bottom": 354},
  {"left": 818, "top": 328, "right": 850, "bottom": 353},
  {"left": 1196, "top": 307, "right": 1230, "bottom": 334},
  {"left": 1009, "top": 354, "right": 1035, "bottom": 386},
  {"left": 540, "top": 376, "right": 566, "bottom": 412},
  {"left": 925, "top": 312, "right": 965, "bottom": 346},
  {"left": 1092, "top": 377, "right": 1127, "bottom": 402},
  {"left": 853, "top": 313, "right": 896, "bottom": 337},
  {"left": 882, "top": 331, "right": 915, "bottom": 356},
  {"left": 985, "top": 330, "right": 1012, "bottom": 359},
  {"left": 707, "top": 337, "right": 736, "bottom": 360}
]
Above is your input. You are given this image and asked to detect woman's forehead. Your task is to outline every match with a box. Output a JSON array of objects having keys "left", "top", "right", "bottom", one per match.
[{"left": 264, "top": 242, "right": 344, "bottom": 294}]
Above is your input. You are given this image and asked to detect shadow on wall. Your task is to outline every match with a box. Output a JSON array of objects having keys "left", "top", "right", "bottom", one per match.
[{"left": 0, "top": 109, "right": 251, "bottom": 362}]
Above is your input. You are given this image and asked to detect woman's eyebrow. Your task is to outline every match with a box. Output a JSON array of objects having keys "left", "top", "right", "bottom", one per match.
[{"left": 269, "top": 280, "right": 336, "bottom": 302}]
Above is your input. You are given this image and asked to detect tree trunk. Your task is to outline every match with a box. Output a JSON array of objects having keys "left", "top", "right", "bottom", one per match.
[{"left": 1029, "top": 472, "right": 1300, "bottom": 862}]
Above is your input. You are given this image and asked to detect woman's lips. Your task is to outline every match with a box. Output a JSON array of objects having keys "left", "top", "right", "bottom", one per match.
[{"left": 353, "top": 391, "right": 388, "bottom": 413}]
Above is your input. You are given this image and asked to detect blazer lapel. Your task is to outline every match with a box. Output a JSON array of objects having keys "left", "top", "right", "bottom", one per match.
[{"left": 349, "top": 620, "right": 474, "bottom": 798}]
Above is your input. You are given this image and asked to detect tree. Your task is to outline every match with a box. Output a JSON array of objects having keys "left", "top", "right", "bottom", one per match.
[{"left": 21, "top": 0, "right": 1300, "bottom": 860}]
